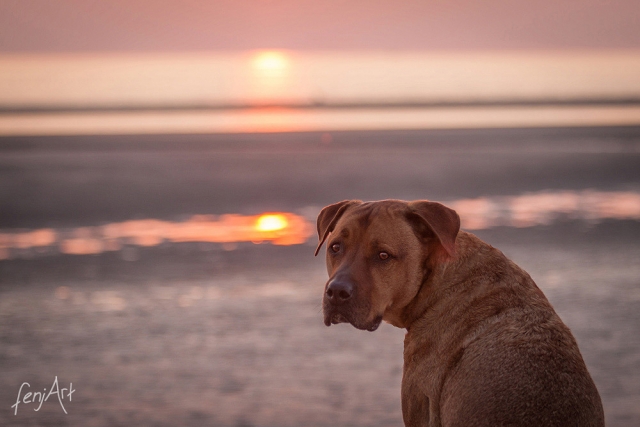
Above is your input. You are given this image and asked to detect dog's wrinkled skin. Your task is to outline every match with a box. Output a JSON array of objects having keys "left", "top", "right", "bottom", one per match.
[{"left": 316, "top": 199, "right": 604, "bottom": 427}]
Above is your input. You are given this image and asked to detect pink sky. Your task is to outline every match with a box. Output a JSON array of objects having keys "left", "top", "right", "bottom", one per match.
[{"left": 1, "top": 0, "right": 639, "bottom": 52}]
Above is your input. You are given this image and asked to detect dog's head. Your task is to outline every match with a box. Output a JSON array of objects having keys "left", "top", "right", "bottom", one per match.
[{"left": 315, "top": 199, "right": 460, "bottom": 331}]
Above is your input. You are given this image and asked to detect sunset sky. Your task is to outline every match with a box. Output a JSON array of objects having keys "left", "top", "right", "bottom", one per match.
[
  {"left": 1, "top": 0, "right": 639, "bottom": 52},
  {"left": 2, "top": 1, "right": 640, "bottom": 135}
]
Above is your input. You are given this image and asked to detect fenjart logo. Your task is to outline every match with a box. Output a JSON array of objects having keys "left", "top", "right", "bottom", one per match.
[{"left": 11, "top": 377, "right": 75, "bottom": 415}]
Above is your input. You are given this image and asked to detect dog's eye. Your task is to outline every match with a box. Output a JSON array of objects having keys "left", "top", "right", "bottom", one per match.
[
  {"left": 331, "top": 243, "right": 341, "bottom": 253},
  {"left": 379, "top": 252, "right": 389, "bottom": 260}
]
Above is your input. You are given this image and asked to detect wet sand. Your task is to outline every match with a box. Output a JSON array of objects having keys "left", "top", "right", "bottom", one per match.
[{"left": 1, "top": 223, "right": 639, "bottom": 426}]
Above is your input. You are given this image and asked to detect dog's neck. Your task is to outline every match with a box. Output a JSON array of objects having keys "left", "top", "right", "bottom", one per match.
[{"left": 399, "top": 231, "right": 502, "bottom": 332}]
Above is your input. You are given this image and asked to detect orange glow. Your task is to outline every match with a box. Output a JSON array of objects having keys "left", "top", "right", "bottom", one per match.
[
  {"left": 60, "top": 238, "right": 104, "bottom": 255},
  {"left": 449, "top": 190, "right": 640, "bottom": 230},
  {"left": 0, "top": 228, "right": 56, "bottom": 259},
  {"left": 255, "top": 214, "right": 288, "bottom": 232},
  {"left": 3, "top": 51, "right": 640, "bottom": 136},
  {"left": 249, "top": 50, "right": 292, "bottom": 105},
  {"left": 0, "top": 212, "right": 313, "bottom": 258},
  {"left": 252, "top": 51, "right": 290, "bottom": 76},
  {"left": 1, "top": 190, "right": 639, "bottom": 260},
  {"left": 7, "top": 228, "right": 56, "bottom": 249}
]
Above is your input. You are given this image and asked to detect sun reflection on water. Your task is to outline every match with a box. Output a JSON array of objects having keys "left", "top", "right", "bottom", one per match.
[
  {"left": 255, "top": 214, "right": 289, "bottom": 232},
  {"left": 1, "top": 190, "right": 640, "bottom": 260},
  {"left": 0, "top": 212, "right": 312, "bottom": 259}
]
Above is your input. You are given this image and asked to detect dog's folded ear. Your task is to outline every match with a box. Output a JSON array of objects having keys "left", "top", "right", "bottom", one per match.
[
  {"left": 315, "top": 200, "right": 362, "bottom": 256},
  {"left": 407, "top": 201, "right": 460, "bottom": 257}
]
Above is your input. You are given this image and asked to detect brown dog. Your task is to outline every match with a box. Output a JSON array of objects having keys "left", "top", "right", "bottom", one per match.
[{"left": 315, "top": 199, "right": 604, "bottom": 427}]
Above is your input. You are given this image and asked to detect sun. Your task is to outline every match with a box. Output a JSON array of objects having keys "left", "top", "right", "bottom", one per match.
[
  {"left": 252, "top": 51, "right": 290, "bottom": 75},
  {"left": 255, "top": 214, "right": 289, "bottom": 232}
]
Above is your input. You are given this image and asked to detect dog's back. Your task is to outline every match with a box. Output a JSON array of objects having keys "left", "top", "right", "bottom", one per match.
[{"left": 404, "top": 231, "right": 604, "bottom": 427}]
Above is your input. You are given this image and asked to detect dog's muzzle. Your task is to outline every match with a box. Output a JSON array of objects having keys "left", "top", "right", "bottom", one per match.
[{"left": 323, "top": 278, "right": 382, "bottom": 331}]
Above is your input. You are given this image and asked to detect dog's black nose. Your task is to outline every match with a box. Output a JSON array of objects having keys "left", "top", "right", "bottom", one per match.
[{"left": 326, "top": 280, "right": 353, "bottom": 304}]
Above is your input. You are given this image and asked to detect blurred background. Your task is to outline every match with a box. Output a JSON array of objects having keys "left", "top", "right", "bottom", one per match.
[{"left": 1, "top": 1, "right": 639, "bottom": 426}]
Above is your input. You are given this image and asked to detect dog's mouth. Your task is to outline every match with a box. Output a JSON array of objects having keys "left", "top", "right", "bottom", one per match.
[
  {"left": 323, "top": 310, "right": 382, "bottom": 332},
  {"left": 325, "top": 312, "right": 348, "bottom": 326}
]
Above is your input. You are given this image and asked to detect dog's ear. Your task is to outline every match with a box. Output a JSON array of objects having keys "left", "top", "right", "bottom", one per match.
[
  {"left": 407, "top": 200, "right": 460, "bottom": 257},
  {"left": 315, "top": 200, "right": 362, "bottom": 256}
]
